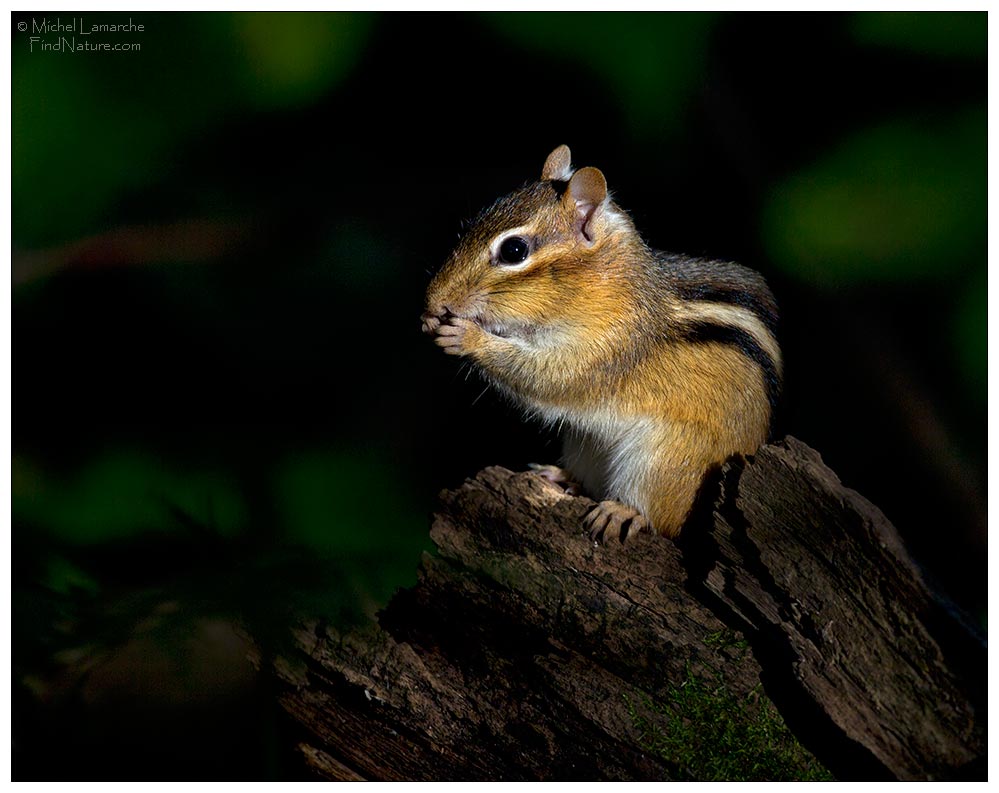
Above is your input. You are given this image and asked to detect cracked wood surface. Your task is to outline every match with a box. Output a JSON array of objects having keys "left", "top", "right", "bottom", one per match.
[
  {"left": 260, "top": 436, "right": 985, "bottom": 781},
  {"left": 692, "top": 438, "right": 985, "bottom": 780}
]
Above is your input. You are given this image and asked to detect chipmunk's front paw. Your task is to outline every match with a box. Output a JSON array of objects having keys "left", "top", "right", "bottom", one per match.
[
  {"left": 527, "top": 463, "right": 582, "bottom": 495},
  {"left": 432, "top": 316, "right": 482, "bottom": 356},
  {"left": 421, "top": 312, "right": 442, "bottom": 335},
  {"left": 584, "top": 501, "right": 651, "bottom": 544}
]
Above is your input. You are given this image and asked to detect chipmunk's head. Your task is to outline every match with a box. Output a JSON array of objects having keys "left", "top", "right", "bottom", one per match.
[{"left": 422, "top": 145, "right": 639, "bottom": 339}]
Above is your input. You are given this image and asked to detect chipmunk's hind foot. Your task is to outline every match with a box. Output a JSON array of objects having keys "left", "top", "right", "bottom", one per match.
[
  {"left": 528, "top": 463, "right": 583, "bottom": 496},
  {"left": 584, "top": 501, "right": 651, "bottom": 544}
]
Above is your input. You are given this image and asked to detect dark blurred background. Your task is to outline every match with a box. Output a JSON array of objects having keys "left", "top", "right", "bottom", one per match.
[{"left": 11, "top": 11, "right": 986, "bottom": 780}]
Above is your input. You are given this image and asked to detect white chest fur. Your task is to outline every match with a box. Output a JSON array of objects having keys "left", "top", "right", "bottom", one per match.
[{"left": 560, "top": 413, "right": 659, "bottom": 509}]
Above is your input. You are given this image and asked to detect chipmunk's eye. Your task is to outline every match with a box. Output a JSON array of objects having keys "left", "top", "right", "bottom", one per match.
[{"left": 497, "top": 236, "right": 530, "bottom": 265}]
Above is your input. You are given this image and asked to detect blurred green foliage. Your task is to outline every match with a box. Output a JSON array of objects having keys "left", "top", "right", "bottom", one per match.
[
  {"left": 13, "top": 51, "right": 169, "bottom": 245},
  {"left": 273, "top": 449, "right": 422, "bottom": 553},
  {"left": 484, "top": 12, "right": 715, "bottom": 138},
  {"left": 851, "top": 11, "right": 986, "bottom": 58},
  {"left": 763, "top": 109, "right": 984, "bottom": 286},
  {"left": 12, "top": 12, "right": 372, "bottom": 246},
  {"left": 953, "top": 270, "right": 987, "bottom": 401},
  {"left": 231, "top": 13, "right": 374, "bottom": 109},
  {"left": 13, "top": 452, "right": 249, "bottom": 542},
  {"left": 760, "top": 12, "right": 985, "bottom": 402},
  {"left": 41, "top": 555, "right": 100, "bottom": 596}
]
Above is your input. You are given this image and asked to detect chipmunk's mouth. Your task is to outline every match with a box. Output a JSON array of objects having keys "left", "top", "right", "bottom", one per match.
[{"left": 423, "top": 303, "right": 532, "bottom": 341}]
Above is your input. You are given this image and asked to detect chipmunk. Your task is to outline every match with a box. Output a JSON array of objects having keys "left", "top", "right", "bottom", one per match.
[{"left": 421, "top": 145, "right": 781, "bottom": 542}]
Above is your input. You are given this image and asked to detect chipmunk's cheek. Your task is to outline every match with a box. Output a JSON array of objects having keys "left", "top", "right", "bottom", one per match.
[{"left": 477, "top": 320, "right": 511, "bottom": 340}]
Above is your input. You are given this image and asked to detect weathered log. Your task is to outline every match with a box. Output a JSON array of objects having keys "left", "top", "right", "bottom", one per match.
[
  {"left": 258, "top": 436, "right": 985, "bottom": 781},
  {"left": 688, "top": 438, "right": 985, "bottom": 780}
]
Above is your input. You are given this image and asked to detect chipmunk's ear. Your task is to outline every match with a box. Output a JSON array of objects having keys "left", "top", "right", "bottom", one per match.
[
  {"left": 567, "top": 166, "right": 608, "bottom": 245},
  {"left": 541, "top": 145, "right": 573, "bottom": 181}
]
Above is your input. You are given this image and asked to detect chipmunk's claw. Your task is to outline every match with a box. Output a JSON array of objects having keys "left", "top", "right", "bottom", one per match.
[
  {"left": 527, "top": 463, "right": 582, "bottom": 495},
  {"left": 584, "top": 501, "right": 650, "bottom": 544}
]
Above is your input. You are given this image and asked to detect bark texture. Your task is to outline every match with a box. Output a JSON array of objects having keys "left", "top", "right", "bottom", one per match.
[{"left": 259, "top": 436, "right": 985, "bottom": 781}]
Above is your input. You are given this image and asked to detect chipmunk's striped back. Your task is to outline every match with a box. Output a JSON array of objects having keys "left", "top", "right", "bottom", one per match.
[{"left": 659, "top": 253, "right": 782, "bottom": 418}]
